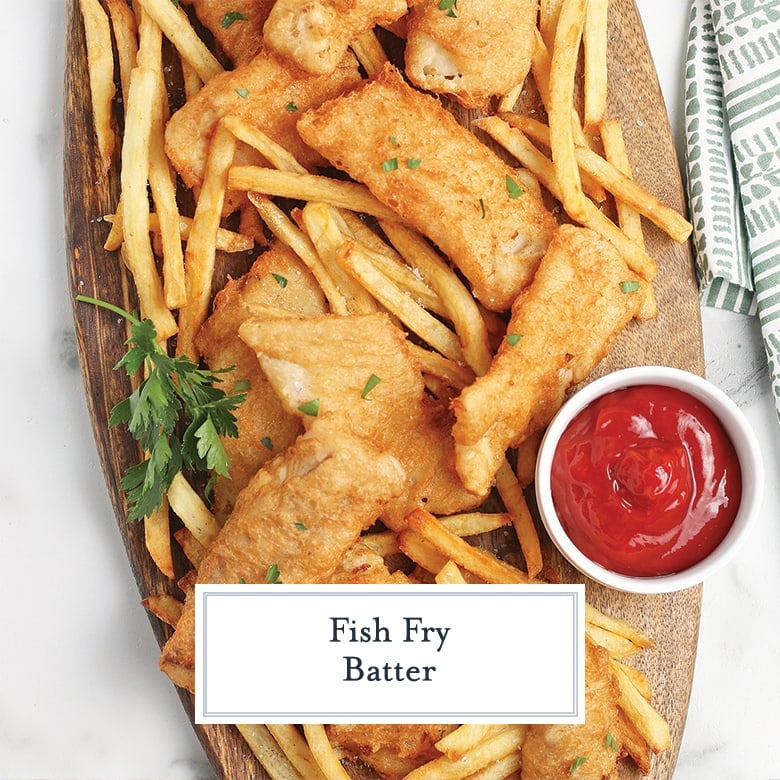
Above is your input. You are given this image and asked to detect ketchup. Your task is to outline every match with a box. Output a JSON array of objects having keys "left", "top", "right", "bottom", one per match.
[{"left": 550, "top": 384, "right": 742, "bottom": 577}]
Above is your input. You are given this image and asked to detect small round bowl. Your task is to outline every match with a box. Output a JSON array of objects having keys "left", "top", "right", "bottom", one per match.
[{"left": 535, "top": 365, "right": 763, "bottom": 593}]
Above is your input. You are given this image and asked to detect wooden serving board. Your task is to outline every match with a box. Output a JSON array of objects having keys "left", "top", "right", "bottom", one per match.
[{"left": 64, "top": 0, "right": 704, "bottom": 778}]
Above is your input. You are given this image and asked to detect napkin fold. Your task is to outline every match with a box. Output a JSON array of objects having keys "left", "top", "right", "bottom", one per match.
[{"left": 684, "top": 0, "right": 780, "bottom": 418}]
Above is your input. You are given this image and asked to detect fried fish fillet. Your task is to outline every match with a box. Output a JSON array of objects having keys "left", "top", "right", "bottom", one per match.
[
  {"left": 186, "top": 0, "right": 271, "bottom": 65},
  {"left": 263, "top": 0, "right": 408, "bottom": 75},
  {"left": 521, "top": 639, "right": 624, "bottom": 780},
  {"left": 296, "top": 64, "right": 557, "bottom": 311},
  {"left": 194, "top": 239, "right": 327, "bottom": 521},
  {"left": 452, "top": 225, "right": 648, "bottom": 496},
  {"left": 238, "top": 311, "right": 482, "bottom": 527},
  {"left": 164, "top": 47, "right": 362, "bottom": 211},
  {"left": 159, "top": 418, "right": 406, "bottom": 691},
  {"left": 405, "top": 0, "right": 537, "bottom": 110}
]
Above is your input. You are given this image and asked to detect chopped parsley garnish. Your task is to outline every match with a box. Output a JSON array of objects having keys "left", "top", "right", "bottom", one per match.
[
  {"left": 605, "top": 732, "right": 619, "bottom": 751},
  {"left": 505, "top": 333, "right": 522, "bottom": 346},
  {"left": 361, "top": 374, "right": 381, "bottom": 398},
  {"left": 220, "top": 11, "right": 248, "bottom": 28},
  {"left": 439, "top": 0, "right": 458, "bottom": 17},
  {"left": 506, "top": 174, "right": 525, "bottom": 199},
  {"left": 479, "top": 197, "right": 486, "bottom": 219},
  {"left": 285, "top": 101, "right": 298, "bottom": 112},
  {"left": 620, "top": 280, "right": 641, "bottom": 293},
  {"left": 389, "top": 135, "right": 398, "bottom": 147},
  {"left": 75, "top": 295, "right": 246, "bottom": 522},
  {"left": 235, "top": 88, "right": 249, "bottom": 99},
  {"left": 406, "top": 157, "right": 422, "bottom": 169},
  {"left": 381, "top": 157, "right": 399, "bottom": 172},
  {"left": 568, "top": 757, "right": 588, "bottom": 775},
  {"left": 298, "top": 399, "right": 320, "bottom": 416},
  {"left": 272, "top": 272, "right": 288, "bottom": 288},
  {"left": 294, "top": 522, "right": 308, "bottom": 531},
  {"left": 261, "top": 436, "right": 274, "bottom": 451},
  {"left": 265, "top": 563, "right": 282, "bottom": 583}
]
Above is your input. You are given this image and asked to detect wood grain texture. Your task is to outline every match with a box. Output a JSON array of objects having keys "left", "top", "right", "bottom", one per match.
[{"left": 63, "top": 0, "right": 703, "bottom": 777}]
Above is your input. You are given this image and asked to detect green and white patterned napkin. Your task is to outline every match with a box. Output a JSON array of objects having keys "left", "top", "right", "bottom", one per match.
[{"left": 684, "top": 0, "right": 780, "bottom": 418}]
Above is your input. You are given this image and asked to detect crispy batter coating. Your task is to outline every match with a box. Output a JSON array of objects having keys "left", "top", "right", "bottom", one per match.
[
  {"left": 186, "top": 0, "right": 271, "bottom": 65},
  {"left": 263, "top": 0, "right": 408, "bottom": 75},
  {"left": 164, "top": 47, "right": 362, "bottom": 211},
  {"left": 238, "top": 311, "right": 482, "bottom": 526},
  {"left": 452, "top": 225, "right": 647, "bottom": 496},
  {"left": 521, "top": 639, "right": 624, "bottom": 780},
  {"left": 405, "top": 0, "right": 537, "bottom": 110},
  {"left": 159, "top": 418, "right": 406, "bottom": 691},
  {"left": 194, "top": 240, "right": 327, "bottom": 521},
  {"left": 296, "top": 64, "right": 557, "bottom": 311}
]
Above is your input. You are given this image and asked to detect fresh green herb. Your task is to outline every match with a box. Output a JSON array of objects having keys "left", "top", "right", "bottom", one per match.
[
  {"left": 620, "top": 280, "right": 641, "bottom": 293},
  {"left": 406, "top": 157, "right": 422, "bottom": 169},
  {"left": 298, "top": 399, "right": 320, "bottom": 416},
  {"left": 265, "top": 563, "right": 282, "bottom": 583},
  {"left": 479, "top": 197, "right": 486, "bottom": 219},
  {"left": 272, "top": 272, "right": 288, "bottom": 288},
  {"left": 506, "top": 174, "right": 525, "bottom": 199},
  {"left": 389, "top": 135, "right": 398, "bottom": 147},
  {"left": 568, "top": 757, "right": 587, "bottom": 775},
  {"left": 382, "top": 157, "right": 399, "bottom": 172},
  {"left": 361, "top": 374, "right": 381, "bottom": 399},
  {"left": 235, "top": 87, "right": 250, "bottom": 99},
  {"left": 261, "top": 436, "right": 274, "bottom": 451},
  {"left": 505, "top": 333, "right": 522, "bottom": 346},
  {"left": 605, "top": 732, "right": 619, "bottom": 752},
  {"left": 285, "top": 101, "right": 298, "bottom": 112},
  {"left": 220, "top": 11, "right": 248, "bottom": 27},
  {"left": 294, "top": 522, "right": 308, "bottom": 531},
  {"left": 239, "top": 577, "right": 247, "bottom": 584},
  {"left": 438, "top": 0, "right": 458, "bottom": 16},
  {"left": 75, "top": 295, "right": 246, "bottom": 522},
  {"left": 171, "top": 0, "right": 180, "bottom": 7}
]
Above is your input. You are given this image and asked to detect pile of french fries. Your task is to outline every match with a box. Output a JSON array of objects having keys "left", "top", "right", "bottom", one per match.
[{"left": 80, "top": 0, "right": 690, "bottom": 776}]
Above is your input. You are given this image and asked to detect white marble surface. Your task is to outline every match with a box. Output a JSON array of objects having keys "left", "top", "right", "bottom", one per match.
[{"left": 1, "top": 1, "right": 778, "bottom": 778}]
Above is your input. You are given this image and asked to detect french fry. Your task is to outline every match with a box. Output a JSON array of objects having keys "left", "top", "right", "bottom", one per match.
[
  {"left": 173, "top": 526, "right": 206, "bottom": 569},
  {"left": 228, "top": 166, "right": 400, "bottom": 221},
  {"left": 176, "top": 120, "right": 236, "bottom": 359},
  {"left": 462, "top": 751, "right": 522, "bottom": 779},
  {"left": 266, "top": 724, "right": 329, "bottom": 780},
  {"left": 583, "top": 0, "right": 609, "bottom": 133},
  {"left": 334, "top": 241, "right": 466, "bottom": 364},
  {"left": 142, "top": 592, "right": 184, "bottom": 627},
  {"left": 236, "top": 724, "right": 303, "bottom": 780},
  {"left": 104, "top": 0, "right": 138, "bottom": 109},
  {"left": 548, "top": 0, "right": 589, "bottom": 222},
  {"left": 435, "top": 725, "right": 509, "bottom": 761},
  {"left": 404, "top": 725, "right": 525, "bottom": 780},
  {"left": 350, "top": 29, "right": 390, "bottom": 76},
  {"left": 120, "top": 65, "right": 177, "bottom": 339},
  {"left": 439, "top": 512, "right": 512, "bottom": 537},
  {"left": 379, "top": 221, "right": 493, "bottom": 377},
  {"left": 397, "top": 529, "right": 451, "bottom": 575},
  {"left": 166, "top": 472, "right": 222, "bottom": 548},
  {"left": 434, "top": 560, "right": 468, "bottom": 584},
  {"left": 610, "top": 659, "right": 671, "bottom": 753},
  {"left": 134, "top": 0, "right": 223, "bottom": 83},
  {"left": 495, "top": 459, "right": 543, "bottom": 578},
  {"left": 406, "top": 343, "right": 476, "bottom": 390},
  {"left": 515, "top": 430, "right": 543, "bottom": 488},
  {"left": 222, "top": 115, "right": 309, "bottom": 175},
  {"left": 144, "top": 501, "right": 174, "bottom": 579},
  {"left": 301, "top": 724, "right": 352, "bottom": 780},
  {"left": 586, "top": 623, "right": 645, "bottom": 659},
  {"left": 585, "top": 603, "right": 654, "bottom": 649},
  {"left": 247, "top": 193, "right": 348, "bottom": 314},
  {"left": 79, "top": 0, "right": 116, "bottom": 176},
  {"left": 406, "top": 509, "right": 533, "bottom": 584},
  {"left": 539, "top": 0, "right": 565, "bottom": 52},
  {"left": 613, "top": 660, "right": 653, "bottom": 702}
]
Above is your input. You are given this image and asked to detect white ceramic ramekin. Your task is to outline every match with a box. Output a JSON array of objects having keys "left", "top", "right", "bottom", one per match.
[{"left": 535, "top": 365, "right": 764, "bottom": 593}]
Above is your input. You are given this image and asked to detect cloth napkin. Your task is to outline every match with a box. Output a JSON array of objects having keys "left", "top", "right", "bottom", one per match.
[{"left": 684, "top": 0, "right": 780, "bottom": 419}]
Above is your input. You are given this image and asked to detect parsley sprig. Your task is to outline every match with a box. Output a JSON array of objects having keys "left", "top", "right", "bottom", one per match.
[{"left": 77, "top": 295, "right": 247, "bottom": 521}]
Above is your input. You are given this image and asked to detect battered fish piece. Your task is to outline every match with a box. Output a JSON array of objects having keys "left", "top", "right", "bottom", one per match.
[
  {"left": 194, "top": 240, "right": 327, "bottom": 521},
  {"left": 296, "top": 64, "right": 557, "bottom": 311},
  {"left": 164, "top": 47, "right": 362, "bottom": 211},
  {"left": 521, "top": 639, "right": 624, "bottom": 780},
  {"left": 238, "top": 311, "right": 482, "bottom": 527},
  {"left": 327, "top": 723, "right": 456, "bottom": 779},
  {"left": 405, "top": 0, "right": 537, "bottom": 110},
  {"left": 187, "top": 0, "right": 271, "bottom": 65},
  {"left": 264, "top": 0, "right": 408, "bottom": 75},
  {"left": 159, "top": 418, "right": 407, "bottom": 691},
  {"left": 452, "top": 225, "right": 648, "bottom": 496}
]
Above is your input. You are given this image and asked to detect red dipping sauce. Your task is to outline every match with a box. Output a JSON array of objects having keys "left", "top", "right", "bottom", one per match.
[{"left": 550, "top": 384, "right": 742, "bottom": 577}]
